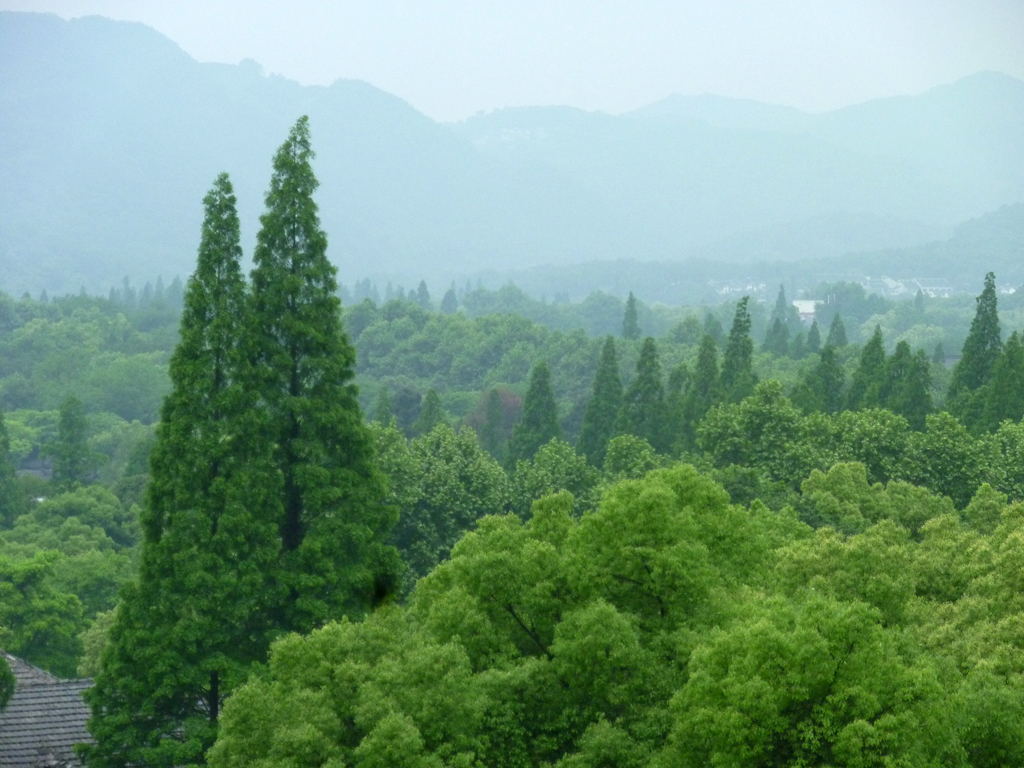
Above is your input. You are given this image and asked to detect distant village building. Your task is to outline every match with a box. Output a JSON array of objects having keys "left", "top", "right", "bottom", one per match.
[
  {"left": 791, "top": 299, "right": 821, "bottom": 324},
  {"left": 911, "top": 278, "right": 954, "bottom": 298},
  {"left": 0, "top": 652, "right": 92, "bottom": 767}
]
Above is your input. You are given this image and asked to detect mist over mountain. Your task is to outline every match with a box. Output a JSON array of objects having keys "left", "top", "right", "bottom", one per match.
[{"left": 2, "top": 12, "right": 1022, "bottom": 294}]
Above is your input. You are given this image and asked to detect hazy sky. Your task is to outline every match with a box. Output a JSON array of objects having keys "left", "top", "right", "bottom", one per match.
[{"left": 4, "top": 0, "right": 1024, "bottom": 120}]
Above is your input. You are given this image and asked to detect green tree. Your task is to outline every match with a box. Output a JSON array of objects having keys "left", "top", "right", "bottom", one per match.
[
  {"left": 622, "top": 291, "right": 640, "bottom": 340},
  {"left": 792, "top": 344, "right": 844, "bottom": 414},
  {"left": 979, "top": 331, "right": 1024, "bottom": 432},
  {"left": 85, "top": 173, "right": 279, "bottom": 765},
  {"left": 883, "top": 344, "right": 933, "bottom": 430},
  {"left": 719, "top": 297, "right": 757, "bottom": 402},
  {"left": 846, "top": 326, "right": 886, "bottom": 410},
  {"left": 0, "top": 655, "right": 12, "bottom": 710},
  {"left": 411, "top": 388, "right": 446, "bottom": 436},
  {"left": 578, "top": 336, "right": 623, "bottom": 466},
  {"left": 414, "top": 280, "right": 431, "bottom": 310},
  {"left": 0, "top": 410, "right": 22, "bottom": 527},
  {"left": 247, "top": 116, "right": 400, "bottom": 631},
  {"left": 372, "top": 386, "right": 393, "bottom": 424},
  {"left": 50, "top": 395, "right": 91, "bottom": 490},
  {"left": 762, "top": 317, "right": 789, "bottom": 356},
  {"left": 439, "top": 285, "right": 458, "bottom": 314},
  {"left": 617, "top": 337, "right": 669, "bottom": 452},
  {"left": 762, "top": 285, "right": 798, "bottom": 355},
  {"left": 949, "top": 272, "right": 1002, "bottom": 426},
  {"left": 825, "top": 313, "right": 848, "bottom": 348},
  {"left": 805, "top": 319, "right": 822, "bottom": 355},
  {"left": 678, "top": 334, "right": 720, "bottom": 451},
  {"left": 508, "top": 362, "right": 561, "bottom": 465}
]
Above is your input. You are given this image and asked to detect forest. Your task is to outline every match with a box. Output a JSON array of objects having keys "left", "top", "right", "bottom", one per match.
[{"left": 3, "top": 118, "right": 1024, "bottom": 766}]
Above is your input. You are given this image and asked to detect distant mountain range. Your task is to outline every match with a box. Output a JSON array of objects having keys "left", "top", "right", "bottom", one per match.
[{"left": 1, "top": 12, "right": 1022, "bottom": 294}]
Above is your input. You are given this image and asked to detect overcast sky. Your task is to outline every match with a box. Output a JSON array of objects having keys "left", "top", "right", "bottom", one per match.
[{"left": 4, "top": 0, "right": 1024, "bottom": 120}]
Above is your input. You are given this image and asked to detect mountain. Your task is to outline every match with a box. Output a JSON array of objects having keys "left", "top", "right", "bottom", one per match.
[{"left": 1, "top": 12, "right": 1023, "bottom": 294}]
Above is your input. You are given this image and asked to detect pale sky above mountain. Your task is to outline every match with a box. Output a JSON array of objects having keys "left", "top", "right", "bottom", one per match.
[{"left": 4, "top": 0, "right": 1024, "bottom": 120}]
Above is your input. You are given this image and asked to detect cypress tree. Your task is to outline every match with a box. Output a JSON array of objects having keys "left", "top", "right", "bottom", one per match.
[
  {"left": 412, "top": 389, "right": 446, "bottom": 435},
  {"left": 508, "top": 362, "right": 560, "bottom": 465},
  {"left": 887, "top": 347, "right": 933, "bottom": 430},
  {"left": 825, "top": 313, "right": 848, "bottom": 348},
  {"left": 762, "top": 317, "right": 790, "bottom": 356},
  {"left": 846, "top": 326, "right": 886, "bottom": 410},
  {"left": 617, "top": 337, "right": 669, "bottom": 452},
  {"left": 50, "top": 395, "right": 90, "bottom": 490},
  {"left": 440, "top": 284, "right": 458, "bottom": 314},
  {"left": 806, "top": 320, "right": 822, "bottom": 355},
  {"left": 578, "top": 336, "right": 624, "bottom": 465},
  {"left": 679, "top": 334, "right": 721, "bottom": 451},
  {"left": 622, "top": 291, "right": 641, "bottom": 340},
  {"left": 247, "top": 116, "right": 399, "bottom": 630},
  {"left": 793, "top": 345, "right": 845, "bottom": 414},
  {"left": 414, "top": 280, "right": 432, "bottom": 310},
  {"left": 979, "top": 331, "right": 1024, "bottom": 431},
  {"left": 949, "top": 273, "right": 1002, "bottom": 426},
  {"left": 0, "top": 410, "right": 22, "bottom": 527},
  {"left": 720, "top": 297, "right": 757, "bottom": 402},
  {"left": 86, "top": 173, "right": 277, "bottom": 764}
]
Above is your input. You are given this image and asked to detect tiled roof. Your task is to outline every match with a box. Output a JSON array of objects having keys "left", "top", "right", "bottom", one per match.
[{"left": 0, "top": 652, "right": 93, "bottom": 768}]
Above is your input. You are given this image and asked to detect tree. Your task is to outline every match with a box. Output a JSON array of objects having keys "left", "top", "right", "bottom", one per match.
[
  {"left": 883, "top": 343, "right": 933, "bottom": 430},
  {"left": 411, "top": 388, "right": 446, "bottom": 436},
  {"left": 825, "top": 313, "right": 848, "bottom": 348},
  {"left": 578, "top": 337, "right": 623, "bottom": 465},
  {"left": 617, "top": 337, "right": 669, "bottom": 452},
  {"left": 622, "top": 291, "right": 641, "bottom": 340},
  {"left": 440, "top": 284, "right": 458, "bottom": 314},
  {"left": 414, "top": 280, "right": 431, "bottom": 310},
  {"left": 85, "top": 173, "right": 279, "bottom": 765},
  {"left": 762, "top": 285, "right": 798, "bottom": 355},
  {"left": 679, "top": 335, "right": 720, "bottom": 451},
  {"left": 373, "top": 386, "right": 393, "bottom": 424},
  {"left": 805, "top": 319, "right": 821, "bottom": 355},
  {"left": 792, "top": 345, "right": 844, "bottom": 414},
  {"left": 949, "top": 272, "right": 1002, "bottom": 425},
  {"left": 50, "top": 395, "right": 91, "bottom": 490},
  {"left": 979, "top": 331, "right": 1024, "bottom": 432},
  {"left": 762, "top": 317, "right": 789, "bottom": 356},
  {"left": 0, "top": 410, "right": 22, "bottom": 527},
  {"left": 508, "top": 362, "right": 561, "bottom": 464},
  {"left": 720, "top": 297, "right": 757, "bottom": 402},
  {"left": 247, "top": 116, "right": 399, "bottom": 631},
  {"left": 846, "top": 326, "right": 886, "bottom": 410}
]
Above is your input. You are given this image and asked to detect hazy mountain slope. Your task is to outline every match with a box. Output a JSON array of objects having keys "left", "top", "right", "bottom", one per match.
[{"left": 1, "top": 12, "right": 1022, "bottom": 293}]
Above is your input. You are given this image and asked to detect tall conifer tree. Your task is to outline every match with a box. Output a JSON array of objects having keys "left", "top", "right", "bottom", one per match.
[
  {"left": 679, "top": 334, "right": 721, "bottom": 451},
  {"left": 508, "top": 362, "right": 560, "bottom": 465},
  {"left": 622, "top": 292, "right": 641, "bottom": 340},
  {"left": 86, "top": 174, "right": 277, "bottom": 765},
  {"left": 980, "top": 330, "right": 1024, "bottom": 432},
  {"left": 617, "top": 337, "right": 669, "bottom": 452},
  {"left": 949, "top": 272, "right": 1002, "bottom": 427},
  {"left": 50, "top": 395, "right": 90, "bottom": 490},
  {"left": 720, "top": 297, "right": 757, "bottom": 402},
  {"left": 247, "top": 116, "right": 399, "bottom": 630},
  {"left": 0, "top": 410, "right": 21, "bottom": 526},
  {"left": 846, "top": 326, "right": 886, "bottom": 410},
  {"left": 806, "top": 320, "right": 822, "bottom": 355},
  {"left": 825, "top": 314, "right": 848, "bottom": 348},
  {"left": 885, "top": 345, "right": 933, "bottom": 430},
  {"left": 578, "top": 337, "right": 624, "bottom": 465}
]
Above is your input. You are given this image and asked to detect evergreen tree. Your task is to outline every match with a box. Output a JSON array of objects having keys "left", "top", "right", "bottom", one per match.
[
  {"left": 979, "top": 331, "right": 1024, "bottom": 432},
  {"left": 578, "top": 337, "right": 624, "bottom": 465},
  {"left": 508, "top": 362, "right": 560, "bottom": 465},
  {"left": 247, "top": 117, "right": 399, "bottom": 634},
  {"left": 0, "top": 410, "right": 22, "bottom": 526},
  {"left": 806, "top": 320, "right": 822, "bottom": 355},
  {"left": 440, "top": 284, "right": 459, "bottom": 314},
  {"left": 85, "top": 173, "right": 277, "bottom": 764},
  {"left": 825, "top": 313, "right": 848, "bottom": 348},
  {"left": 949, "top": 273, "right": 1002, "bottom": 426},
  {"left": 679, "top": 335, "right": 720, "bottom": 451},
  {"left": 50, "top": 395, "right": 90, "bottom": 490},
  {"left": 886, "top": 346, "right": 933, "bottom": 430},
  {"left": 664, "top": 362, "right": 691, "bottom": 455},
  {"left": 931, "top": 342, "right": 946, "bottom": 365},
  {"left": 373, "top": 387, "right": 394, "bottom": 424},
  {"left": 703, "top": 312, "right": 725, "bottom": 344},
  {"left": 762, "top": 317, "right": 790, "bottom": 356},
  {"left": 622, "top": 291, "right": 641, "bottom": 340},
  {"left": 414, "top": 280, "right": 431, "bottom": 310},
  {"left": 792, "top": 345, "right": 845, "bottom": 414},
  {"left": 617, "top": 337, "right": 669, "bottom": 452},
  {"left": 846, "top": 326, "right": 886, "bottom": 410},
  {"left": 763, "top": 285, "right": 800, "bottom": 355},
  {"left": 412, "top": 389, "right": 446, "bottom": 435},
  {"left": 720, "top": 297, "right": 757, "bottom": 402},
  {"left": 479, "top": 388, "right": 509, "bottom": 463}
]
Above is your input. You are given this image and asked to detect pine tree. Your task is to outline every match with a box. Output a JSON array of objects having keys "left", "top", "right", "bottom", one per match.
[
  {"left": 412, "top": 389, "right": 446, "bottom": 435},
  {"left": 720, "top": 297, "right": 757, "bottom": 402},
  {"left": 793, "top": 345, "right": 845, "bottom": 414},
  {"left": 414, "top": 280, "right": 432, "bottom": 310},
  {"left": 617, "top": 337, "right": 669, "bottom": 452},
  {"left": 578, "top": 337, "right": 624, "bottom": 465},
  {"left": 763, "top": 285, "right": 799, "bottom": 355},
  {"left": 664, "top": 362, "right": 691, "bottom": 455},
  {"left": 508, "top": 362, "right": 560, "bottom": 465},
  {"left": 825, "top": 314, "right": 848, "bottom": 348},
  {"left": 762, "top": 317, "right": 790, "bottom": 356},
  {"left": 479, "top": 388, "right": 509, "bottom": 463},
  {"left": 806, "top": 320, "right": 822, "bottom": 355},
  {"left": 0, "top": 410, "right": 22, "bottom": 526},
  {"left": 979, "top": 331, "right": 1024, "bottom": 432},
  {"left": 622, "top": 291, "right": 641, "bottom": 340},
  {"left": 50, "top": 395, "right": 90, "bottom": 490},
  {"left": 703, "top": 312, "right": 725, "bottom": 344},
  {"left": 247, "top": 117, "right": 399, "bottom": 632},
  {"left": 679, "top": 334, "right": 721, "bottom": 451},
  {"left": 440, "top": 284, "right": 458, "bottom": 314},
  {"left": 846, "top": 326, "right": 886, "bottom": 410},
  {"left": 86, "top": 173, "right": 278, "bottom": 764},
  {"left": 949, "top": 273, "right": 1002, "bottom": 427},
  {"left": 886, "top": 346, "right": 933, "bottom": 430}
]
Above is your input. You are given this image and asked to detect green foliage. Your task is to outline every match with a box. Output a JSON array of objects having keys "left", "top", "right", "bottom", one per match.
[
  {"left": 979, "top": 330, "right": 1024, "bottom": 432},
  {"left": 512, "top": 439, "right": 600, "bottom": 517},
  {"left": 720, "top": 297, "right": 757, "bottom": 402},
  {"left": 0, "top": 654, "right": 13, "bottom": 710},
  {"left": 508, "top": 362, "right": 561, "bottom": 465},
  {"left": 412, "top": 388, "right": 447, "bottom": 436},
  {"left": 825, "top": 312, "right": 848, "bottom": 347},
  {"left": 847, "top": 325, "right": 886, "bottom": 410},
  {"left": 0, "top": 411, "right": 22, "bottom": 527},
  {"left": 50, "top": 395, "right": 93, "bottom": 490},
  {"left": 616, "top": 338, "right": 669, "bottom": 453},
  {"left": 577, "top": 337, "right": 623, "bottom": 466},
  {"left": 792, "top": 344, "right": 844, "bottom": 413},
  {"left": 949, "top": 272, "right": 1002, "bottom": 426},
  {"left": 621, "top": 291, "right": 640, "bottom": 340}
]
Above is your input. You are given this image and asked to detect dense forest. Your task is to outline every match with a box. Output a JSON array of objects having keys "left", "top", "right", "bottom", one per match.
[{"left": 4, "top": 118, "right": 1024, "bottom": 765}]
